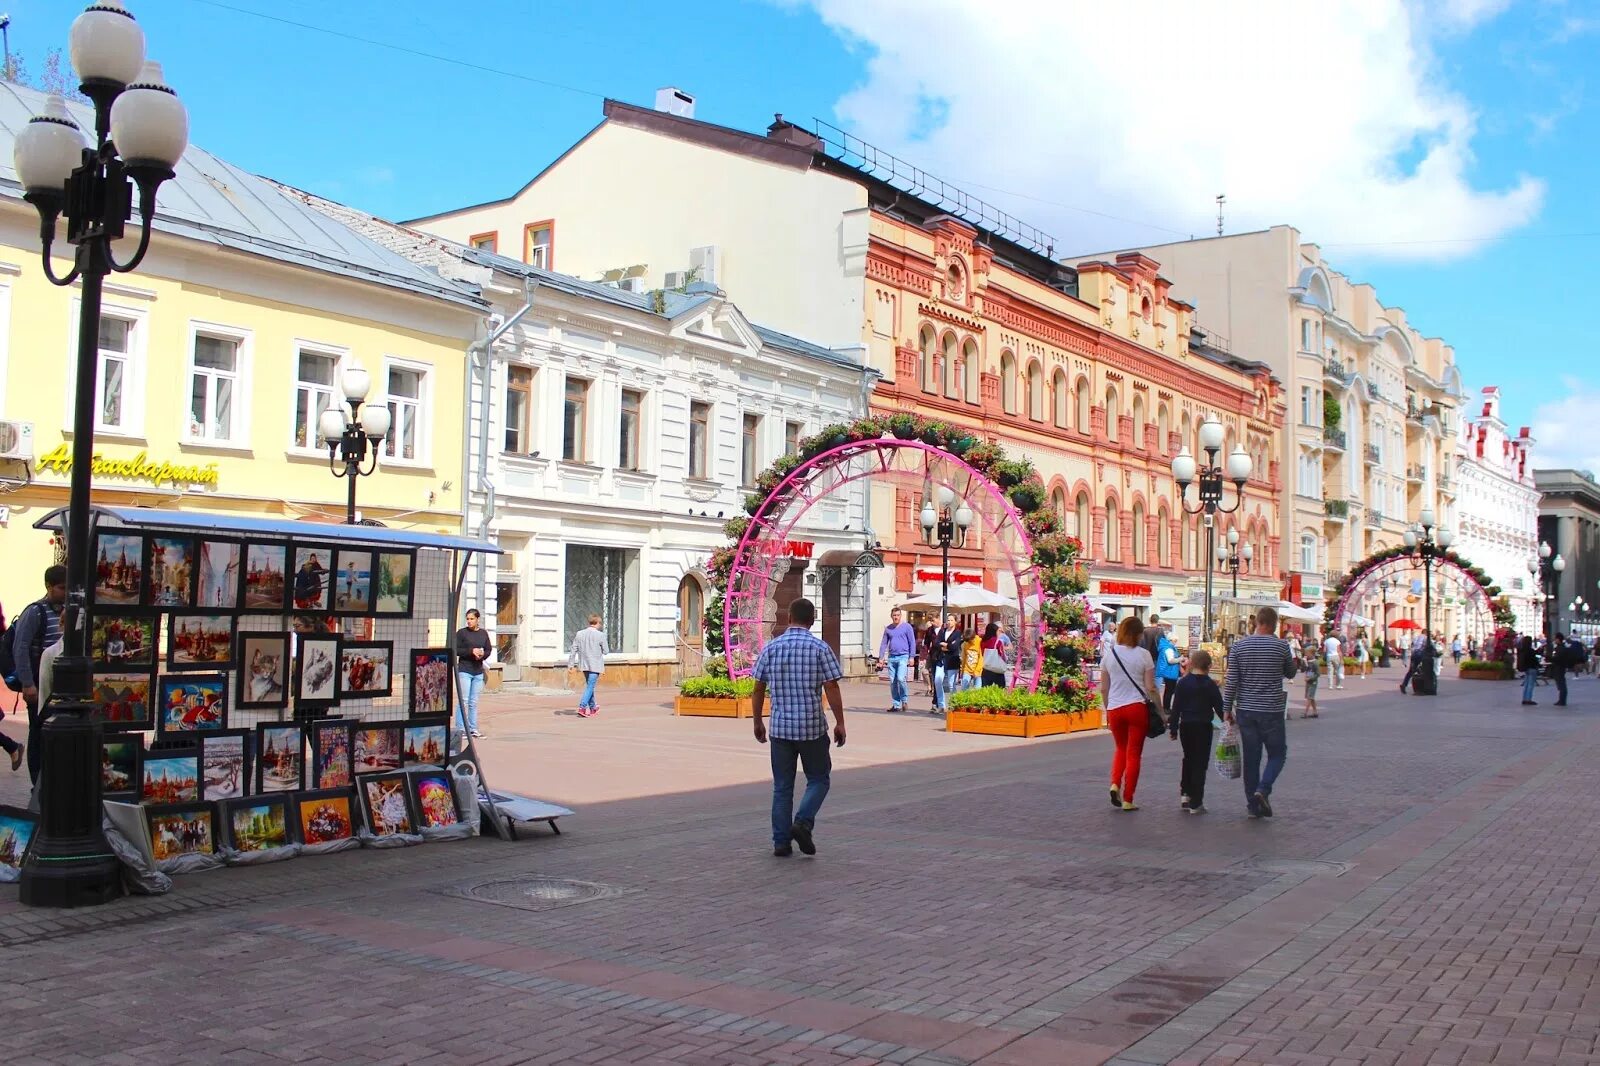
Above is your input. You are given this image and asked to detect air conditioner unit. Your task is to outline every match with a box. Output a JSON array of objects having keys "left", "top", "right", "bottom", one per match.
[
  {"left": 0, "top": 420, "right": 34, "bottom": 461},
  {"left": 618, "top": 276, "right": 646, "bottom": 294},
  {"left": 689, "top": 244, "right": 718, "bottom": 286},
  {"left": 664, "top": 270, "right": 689, "bottom": 290}
]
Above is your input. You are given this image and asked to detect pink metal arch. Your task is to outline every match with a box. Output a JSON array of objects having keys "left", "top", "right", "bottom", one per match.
[
  {"left": 724, "top": 439, "right": 1045, "bottom": 688},
  {"left": 1330, "top": 555, "right": 1495, "bottom": 635}
]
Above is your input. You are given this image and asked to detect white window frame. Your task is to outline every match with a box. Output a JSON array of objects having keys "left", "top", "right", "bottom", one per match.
[
  {"left": 561, "top": 373, "right": 593, "bottom": 464},
  {"left": 379, "top": 356, "right": 433, "bottom": 468},
  {"left": 502, "top": 363, "right": 536, "bottom": 456},
  {"left": 286, "top": 341, "right": 349, "bottom": 457},
  {"left": 687, "top": 399, "right": 712, "bottom": 479},
  {"left": 184, "top": 320, "right": 253, "bottom": 450},
  {"left": 1299, "top": 534, "right": 1317, "bottom": 573},
  {"left": 65, "top": 297, "right": 151, "bottom": 439},
  {"left": 618, "top": 386, "right": 646, "bottom": 473}
]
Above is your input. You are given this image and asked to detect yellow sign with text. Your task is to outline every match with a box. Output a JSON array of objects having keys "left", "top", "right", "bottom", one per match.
[{"left": 37, "top": 443, "right": 220, "bottom": 488}]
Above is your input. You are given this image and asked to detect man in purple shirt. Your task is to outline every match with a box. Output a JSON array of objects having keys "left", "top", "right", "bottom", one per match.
[{"left": 877, "top": 607, "right": 917, "bottom": 713}]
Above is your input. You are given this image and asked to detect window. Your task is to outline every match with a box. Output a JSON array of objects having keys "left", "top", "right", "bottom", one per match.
[
  {"left": 1076, "top": 379, "right": 1091, "bottom": 431},
  {"left": 1026, "top": 362, "right": 1044, "bottom": 421},
  {"left": 565, "top": 545, "right": 639, "bottom": 654},
  {"left": 1132, "top": 395, "right": 1146, "bottom": 444},
  {"left": 1000, "top": 352, "right": 1017, "bottom": 413},
  {"left": 942, "top": 334, "right": 959, "bottom": 399},
  {"left": 785, "top": 420, "right": 803, "bottom": 458},
  {"left": 1299, "top": 533, "right": 1317, "bottom": 572},
  {"left": 188, "top": 332, "right": 241, "bottom": 444},
  {"left": 95, "top": 315, "right": 135, "bottom": 433},
  {"left": 1106, "top": 499, "right": 1121, "bottom": 562},
  {"left": 1052, "top": 370, "right": 1069, "bottom": 428},
  {"left": 504, "top": 366, "right": 533, "bottom": 454},
  {"left": 741, "top": 412, "right": 761, "bottom": 487},
  {"left": 1300, "top": 386, "right": 1315, "bottom": 426},
  {"left": 1051, "top": 487, "right": 1067, "bottom": 523},
  {"left": 563, "top": 377, "right": 589, "bottom": 461},
  {"left": 1074, "top": 493, "right": 1091, "bottom": 545},
  {"left": 677, "top": 575, "right": 704, "bottom": 644},
  {"left": 383, "top": 364, "right": 425, "bottom": 461},
  {"left": 619, "top": 389, "right": 643, "bottom": 471},
  {"left": 1300, "top": 319, "right": 1315, "bottom": 352},
  {"left": 1131, "top": 502, "right": 1146, "bottom": 564},
  {"left": 293, "top": 348, "right": 338, "bottom": 450},
  {"left": 1157, "top": 404, "right": 1170, "bottom": 447},
  {"left": 919, "top": 325, "right": 938, "bottom": 393},
  {"left": 524, "top": 222, "right": 553, "bottom": 269},
  {"left": 962, "top": 338, "right": 980, "bottom": 401},
  {"left": 469, "top": 232, "right": 498, "bottom": 253},
  {"left": 1105, "top": 387, "right": 1119, "bottom": 441},
  {"left": 688, "top": 402, "right": 711, "bottom": 478},
  {"left": 1157, "top": 508, "right": 1170, "bottom": 567}
]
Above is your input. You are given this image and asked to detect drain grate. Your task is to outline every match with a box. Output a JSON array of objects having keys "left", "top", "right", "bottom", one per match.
[
  {"left": 1231, "top": 857, "right": 1351, "bottom": 878},
  {"left": 443, "top": 877, "right": 633, "bottom": 912}
]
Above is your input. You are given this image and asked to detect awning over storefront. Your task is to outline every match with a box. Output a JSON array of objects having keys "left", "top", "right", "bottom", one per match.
[
  {"left": 35, "top": 504, "right": 501, "bottom": 554},
  {"left": 902, "top": 584, "right": 1019, "bottom": 613}
]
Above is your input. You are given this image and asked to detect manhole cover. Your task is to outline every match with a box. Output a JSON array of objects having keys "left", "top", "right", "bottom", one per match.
[
  {"left": 1232, "top": 858, "right": 1351, "bottom": 878},
  {"left": 444, "top": 877, "right": 633, "bottom": 912}
]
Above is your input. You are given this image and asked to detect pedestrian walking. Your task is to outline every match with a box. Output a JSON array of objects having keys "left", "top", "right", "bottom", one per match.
[
  {"left": 1099, "top": 616, "right": 1158, "bottom": 812},
  {"left": 1549, "top": 632, "right": 1575, "bottom": 707},
  {"left": 1155, "top": 626, "right": 1182, "bottom": 717},
  {"left": 7, "top": 566, "right": 66, "bottom": 784},
  {"left": 1399, "top": 633, "right": 1425, "bottom": 693},
  {"left": 1139, "top": 613, "right": 1165, "bottom": 703},
  {"left": 921, "top": 622, "right": 939, "bottom": 698},
  {"left": 1322, "top": 630, "right": 1344, "bottom": 689},
  {"left": 1223, "top": 605, "right": 1298, "bottom": 818},
  {"left": 1168, "top": 648, "right": 1222, "bottom": 813},
  {"left": 1451, "top": 634, "right": 1463, "bottom": 664},
  {"left": 751, "top": 598, "right": 845, "bottom": 858},
  {"left": 960, "top": 628, "right": 983, "bottom": 691},
  {"left": 1300, "top": 647, "right": 1320, "bottom": 717},
  {"left": 876, "top": 607, "right": 917, "bottom": 712},
  {"left": 1354, "top": 635, "right": 1369, "bottom": 676},
  {"left": 567, "top": 614, "right": 609, "bottom": 718},
  {"left": 979, "top": 622, "right": 1010, "bottom": 687},
  {"left": 453, "top": 609, "right": 493, "bottom": 738},
  {"left": 931, "top": 613, "right": 962, "bottom": 713},
  {"left": 1517, "top": 634, "right": 1540, "bottom": 705}
]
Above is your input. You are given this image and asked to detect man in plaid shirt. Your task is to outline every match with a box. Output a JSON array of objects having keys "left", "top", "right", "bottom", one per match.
[{"left": 752, "top": 598, "right": 846, "bottom": 857}]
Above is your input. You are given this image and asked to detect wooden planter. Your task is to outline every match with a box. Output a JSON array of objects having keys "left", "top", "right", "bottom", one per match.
[
  {"left": 947, "top": 711, "right": 1098, "bottom": 738},
  {"left": 674, "top": 695, "right": 753, "bottom": 718},
  {"left": 1458, "top": 669, "right": 1510, "bottom": 681}
]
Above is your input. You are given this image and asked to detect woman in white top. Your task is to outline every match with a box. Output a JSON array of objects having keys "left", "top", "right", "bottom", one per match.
[{"left": 1099, "top": 615, "right": 1158, "bottom": 812}]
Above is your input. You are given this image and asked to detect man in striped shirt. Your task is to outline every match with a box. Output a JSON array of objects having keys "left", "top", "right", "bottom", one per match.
[{"left": 1223, "top": 606, "right": 1298, "bottom": 818}]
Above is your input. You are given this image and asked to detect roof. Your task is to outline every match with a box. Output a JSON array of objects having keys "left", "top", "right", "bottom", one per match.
[
  {"left": 33, "top": 505, "right": 499, "bottom": 554},
  {"left": 753, "top": 324, "right": 876, "bottom": 376},
  {"left": 0, "top": 82, "right": 484, "bottom": 311}
]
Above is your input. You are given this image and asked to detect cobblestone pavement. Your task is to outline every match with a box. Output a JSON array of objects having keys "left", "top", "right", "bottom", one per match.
[{"left": 2, "top": 671, "right": 1598, "bottom": 1064}]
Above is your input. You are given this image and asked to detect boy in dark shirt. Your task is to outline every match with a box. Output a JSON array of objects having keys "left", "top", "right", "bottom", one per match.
[{"left": 1168, "top": 648, "right": 1224, "bottom": 814}]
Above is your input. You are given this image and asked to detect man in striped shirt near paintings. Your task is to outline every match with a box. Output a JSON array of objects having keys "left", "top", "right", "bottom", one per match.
[{"left": 1223, "top": 605, "right": 1299, "bottom": 819}]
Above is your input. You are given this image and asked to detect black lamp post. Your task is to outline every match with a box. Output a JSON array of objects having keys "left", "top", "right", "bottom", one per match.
[
  {"left": 1527, "top": 542, "right": 1564, "bottom": 645},
  {"left": 919, "top": 485, "right": 972, "bottom": 629},
  {"left": 1403, "top": 506, "right": 1453, "bottom": 695},
  {"left": 1172, "top": 418, "right": 1251, "bottom": 640},
  {"left": 1379, "top": 578, "right": 1394, "bottom": 664},
  {"left": 318, "top": 366, "right": 392, "bottom": 524},
  {"left": 11, "top": 0, "right": 188, "bottom": 908},
  {"left": 1217, "top": 526, "right": 1252, "bottom": 598}
]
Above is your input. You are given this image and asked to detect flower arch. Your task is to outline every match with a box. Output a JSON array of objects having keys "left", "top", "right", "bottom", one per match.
[{"left": 1329, "top": 545, "right": 1516, "bottom": 634}]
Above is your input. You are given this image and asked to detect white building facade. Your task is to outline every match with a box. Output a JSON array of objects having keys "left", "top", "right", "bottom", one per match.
[{"left": 1454, "top": 386, "right": 1540, "bottom": 634}]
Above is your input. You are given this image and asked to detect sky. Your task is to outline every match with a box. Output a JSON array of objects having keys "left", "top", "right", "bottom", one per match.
[{"left": 7, "top": 0, "right": 1599, "bottom": 468}]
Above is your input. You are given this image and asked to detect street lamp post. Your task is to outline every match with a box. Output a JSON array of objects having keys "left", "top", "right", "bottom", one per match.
[
  {"left": 1527, "top": 541, "right": 1564, "bottom": 644},
  {"left": 318, "top": 366, "right": 392, "bottom": 524},
  {"left": 10, "top": 0, "right": 187, "bottom": 908},
  {"left": 1379, "top": 578, "right": 1394, "bottom": 664},
  {"left": 1402, "top": 507, "right": 1453, "bottom": 695},
  {"left": 1217, "top": 527, "right": 1252, "bottom": 598},
  {"left": 920, "top": 485, "right": 972, "bottom": 628},
  {"left": 1171, "top": 418, "right": 1252, "bottom": 641}
]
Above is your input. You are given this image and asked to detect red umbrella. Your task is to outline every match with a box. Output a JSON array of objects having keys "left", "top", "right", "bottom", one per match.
[{"left": 1389, "top": 618, "right": 1421, "bottom": 630}]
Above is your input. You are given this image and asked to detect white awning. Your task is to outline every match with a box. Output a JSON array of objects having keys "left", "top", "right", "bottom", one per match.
[{"left": 903, "top": 584, "right": 1020, "bottom": 613}]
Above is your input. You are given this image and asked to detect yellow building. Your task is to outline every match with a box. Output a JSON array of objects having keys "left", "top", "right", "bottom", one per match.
[{"left": 0, "top": 83, "right": 484, "bottom": 613}]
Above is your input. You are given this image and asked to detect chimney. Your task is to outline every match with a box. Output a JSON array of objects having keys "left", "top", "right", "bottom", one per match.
[
  {"left": 766, "top": 113, "right": 822, "bottom": 150},
  {"left": 655, "top": 87, "right": 696, "bottom": 118}
]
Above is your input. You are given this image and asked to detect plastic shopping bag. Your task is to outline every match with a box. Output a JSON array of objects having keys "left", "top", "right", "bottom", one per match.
[{"left": 1214, "top": 722, "right": 1241, "bottom": 780}]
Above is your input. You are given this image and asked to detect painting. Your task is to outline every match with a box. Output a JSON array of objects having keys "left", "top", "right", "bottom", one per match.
[
  {"left": 166, "top": 612, "right": 235, "bottom": 670},
  {"left": 295, "top": 634, "right": 341, "bottom": 704},
  {"left": 332, "top": 549, "right": 374, "bottom": 614},
  {"left": 374, "top": 550, "right": 413, "bottom": 616},
  {"left": 156, "top": 674, "right": 228, "bottom": 735},
  {"left": 236, "top": 631, "right": 290, "bottom": 710},
  {"left": 243, "top": 543, "right": 288, "bottom": 611},
  {"left": 141, "top": 750, "right": 200, "bottom": 805},
  {"left": 310, "top": 719, "right": 355, "bottom": 790},
  {"left": 91, "top": 670, "right": 154, "bottom": 731},
  {"left": 200, "top": 731, "right": 250, "bottom": 801},
  {"left": 255, "top": 723, "right": 305, "bottom": 793},
  {"left": 91, "top": 615, "right": 155, "bottom": 669},
  {"left": 197, "top": 540, "right": 242, "bottom": 610},
  {"left": 352, "top": 725, "right": 402, "bottom": 775},
  {"left": 100, "top": 734, "right": 142, "bottom": 800},
  {"left": 403, "top": 717, "right": 449, "bottom": 767},
  {"left": 144, "top": 536, "right": 196, "bottom": 608},
  {"left": 409, "top": 648, "right": 452, "bottom": 718},
  {"left": 339, "top": 641, "right": 393, "bottom": 698},
  {"left": 92, "top": 532, "right": 144, "bottom": 606},
  {"left": 296, "top": 789, "right": 356, "bottom": 845},
  {"left": 359, "top": 772, "right": 416, "bottom": 836},
  {"left": 146, "top": 803, "right": 216, "bottom": 860},
  {"left": 0, "top": 806, "right": 38, "bottom": 875},
  {"left": 290, "top": 544, "right": 333, "bottom": 611},
  {"left": 223, "top": 795, "right": 290, "bottom": 853},
  {"left": 412, "top": 770, "right": 459, "bottom": 829}
]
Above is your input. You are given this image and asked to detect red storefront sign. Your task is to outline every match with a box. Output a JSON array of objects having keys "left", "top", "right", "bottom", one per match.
[
  {"left": 915, "top": 570, "right": 981, "bottom": 585},
  {"left": 755, "top": 539, "right": 815, "bottom": 559},
  {"left": 1099, "top": 580, "right": 1152, "bottom": 597}
]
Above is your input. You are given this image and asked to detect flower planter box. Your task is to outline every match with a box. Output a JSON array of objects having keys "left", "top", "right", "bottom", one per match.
[
  {"left": 1458, "top": 669, "right": 1510, "bottom": 681},
  {"left": 947, "top": 711, "right": 1080, "bottom": 738},
  {"left": 674, "top": 695, "right": 752, "bottom": 718}
]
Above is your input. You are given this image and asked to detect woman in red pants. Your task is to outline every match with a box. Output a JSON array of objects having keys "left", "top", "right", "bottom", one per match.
[{"left": 1099, "top": 616, "right": 1158, "bottom": 811}]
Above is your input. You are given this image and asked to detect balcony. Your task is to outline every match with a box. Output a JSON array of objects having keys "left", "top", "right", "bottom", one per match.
[
  {"left": 1365, "top": 510, "right": 1383, "bottom": 528},
  {"left": 1439, "top": 472, "right": 1455, "bottom": 494},
  {"left": 1324, "top": 359, "right": 1350, "bottom": 389},
  {"left": 1406, "top": 464, "right": 1425, "bottom": 484},
  {"left": 1325, "top": 499, "right": 1350, "bottom": 522},
  {"left": 1363, "top": 443, "right": 1380, "bottom": 465},
  {"left": 1366, "top": 381, "right": 1381, "bottom": 401},
  {"left": 1323, "top": 427, "right": 1347, "bottom": 451}
]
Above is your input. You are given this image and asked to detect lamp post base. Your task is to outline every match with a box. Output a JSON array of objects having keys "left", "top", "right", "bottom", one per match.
[{"left": 18, "top": 699, "right": 123, "bottom": 909}]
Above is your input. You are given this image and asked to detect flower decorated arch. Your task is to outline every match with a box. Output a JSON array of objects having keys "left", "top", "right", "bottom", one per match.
[{"left": 1329, "top": 545, "right": 1516, "bottom": 634}]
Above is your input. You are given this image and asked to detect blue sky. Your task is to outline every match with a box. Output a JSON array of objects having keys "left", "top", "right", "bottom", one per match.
[{"left": 8, "top": 0, "right": 1599, "bottom": 465}]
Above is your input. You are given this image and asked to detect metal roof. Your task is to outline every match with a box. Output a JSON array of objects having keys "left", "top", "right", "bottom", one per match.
[
  {"left": 33, "top": 505, "right": 500, "bottom": 555},
  {"left": 0, "top": 83, "right": 484, "bottom": 311}
]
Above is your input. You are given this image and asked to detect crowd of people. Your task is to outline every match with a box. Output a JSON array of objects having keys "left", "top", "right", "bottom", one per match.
[{"left": 871, "top": 608, "right": 1017, "bottom": 713}]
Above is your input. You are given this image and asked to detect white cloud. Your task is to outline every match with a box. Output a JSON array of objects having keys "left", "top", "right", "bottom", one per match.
[
  {"left": 1532, "top": 378, "right": 1600, "bottom": 475},
  {"left": 799, "top": 0, "right": 1544, "bottom": 261},
  {"left": 1434, "top": 0, "right": 1513, "bottom": 31}
]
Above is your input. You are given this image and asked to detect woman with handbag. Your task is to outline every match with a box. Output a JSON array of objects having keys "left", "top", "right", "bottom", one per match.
[
  {"left": 1099, "top": 615, "right": 1158, "bottom": 812},
  {"left": 979, "top": 622, "right": 1011, "bottom": 687}
]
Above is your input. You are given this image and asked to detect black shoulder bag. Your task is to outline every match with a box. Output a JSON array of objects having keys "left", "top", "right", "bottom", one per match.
[{"left": 1111, "top": 646, "right": 1165, "bottom": 738}]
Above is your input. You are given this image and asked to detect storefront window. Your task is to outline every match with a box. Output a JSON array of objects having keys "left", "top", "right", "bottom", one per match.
[{"left": 565, "top": 545, "right": 638, "bottom": 653}]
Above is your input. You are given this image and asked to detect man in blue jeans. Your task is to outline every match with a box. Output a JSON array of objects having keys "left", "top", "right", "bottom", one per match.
[
  {"left": 877, "top": 606, "right": 917, "bottom": 712},
  {"left": 1223, "top": 606, "right": 1298, "bottom": 818},
  {"left": 752, "top": 598, "right": 846, "bottom": 857}
]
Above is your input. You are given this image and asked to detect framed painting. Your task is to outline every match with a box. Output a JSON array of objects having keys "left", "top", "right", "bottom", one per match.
[
  {"left": 331, "top": 549, "right": 374, "bottom": 615},
  {"left": 90, "top": 669, "right": 155, "bottom": 731},
  {"left": 146, "top": 802, "right": 217, "bottom": 860},
  {"left": 91, "top": 615, "right": 156, "bottom": 670},
  {"left": 242, "top": 543, "right": 289, "bottom": 612},
  {"left": 373, "top": 550, "right": 414, "bottom": 617},
  {"left": 339, "top": 641, "right": 393, "bottom": 699},
  {"left": 196, "top": 539, "right": 242, "bottom": 611},
  {"left": 351, "top": 724, "right": 403, "bottom": 775},
  {"left": 255, "top": 723, "right": 305, "bottom": 793},
  {"left": 295, "top": 634, "right": 341, "bottom": 705},
  {"left": 0, "top": 806, "right": 38, "bottom": 876},
  {"left": 91, "top": 532, "right": 145, "bottom": 607},
  {"left": 200, "top": 730, "right": 251, "bottom": 802},
  {"left": 155, "top": 673, "right": 229, "bottom": 736},
  {"left": 289, "top": 543, "right": 335, "bottom": 612},
  {"left": 236, "top": 631, "right": 291, "bottom": 710},
  {"left": 143, "top": 535, "right": 197, "bottom": 608},
  {"left": 221, "top": 795, "right": 290, "bottom": 853},
  {"left": 402, "top": 717, "right": 449, "bottom": 767},
  {"left": 166, "top": 612, "right": 235, "bottom": 671},
  {"left": 296, "top": 788, "right": 357, "bottom": 845},
  {"left": 410, "top": 769, "right": 459, "bottom": 829},
  {"left": 310, "top": 718, "right": 355, "bottom": 790},
  {"left": 141, "top": 748, "right": 200, "bottom": 804},
  {"left": 358, "top": 772, "right": 417, "bottom": 837},
  {"left": 99, "top": 733, "right": 143, "bottom": 801},
  {"left": 408, "top": 647, "right": 452, "bottom": 719}
]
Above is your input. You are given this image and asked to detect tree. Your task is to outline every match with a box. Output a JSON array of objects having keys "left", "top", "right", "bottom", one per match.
[{"left": 2, "top": 47, "right": 89, "bottom": 102}]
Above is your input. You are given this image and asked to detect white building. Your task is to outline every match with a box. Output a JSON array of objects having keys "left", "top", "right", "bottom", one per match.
[{"left": 1454, "top": 386, "right": 1539, "bottom": 634}]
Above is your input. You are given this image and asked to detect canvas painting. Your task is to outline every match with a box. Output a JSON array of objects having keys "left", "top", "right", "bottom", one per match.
[
  {"left": 339, "top": 642, "right": 392, "bottom": 698},
  {"left": 201, "top": 731, "right": 249, "bottom": 801},
  {"left": 296, "top": 635, "right": 341, "bottom": 704},
  {"left": 92, "top": 616, "right": 155, "bottom": 669},
  {"left": 156, "top": 674, "right": 228, "bottom": 734},
  {"left": 91, "top": 671, "right": 154, "bottom": 730},
  {"left": 352, "top": 726, "right": 402, "bottom": 774},
  {"left": 225, "top": 796, "right": 290, "bottom": 852},
  {"left": 311, "top": 720, "right": 354, "bottom": 789},
  {"left": 93, "top": 532, "right": 144, "bottom": 605},
  {"left": 360, "top": 773, "right": 416, "bottom": 836},
  {"left": 146, "top": 804, "right": 215, "bottom": 861},
  {"left": 403, "top": 718, "right": 449, "bottom": 767},
  {"left": 167, "top": 613, "right": 234, "bottom": 670},
  {"left": 0, "top": 807, "right": 38, "bottom": 874},
  {"left": 297, "top": 790, "right": 356, "bottom": 845},
  {"left": 236, "top": 632, "right": 290, "bottom": 709},
  {"left": 256, "top": 724, "right": 304, "bottom": 793},
  {"left": 100, "top": 735, "right": 142, "bottom": 799},
  {"left": 243, "top": 543, "right": 287, "bottom": 610},
  {"left": 413, "top": 771, "right": 459, "bottom": 828},
  {"left": 332, "top": 549, "right": 374, "bottom": 613},
  {"left": 141, "top": 751, "right": 200, "bottom": 804},
  {"left": 145, "top": 536, "right": 196, "bottom": 607},
  {"left": 409, "top": 648, "right": 452, "bottom": 718},
  {"left": 374, "top": 551, "right": 413, "bottom": 615},
  {"left": 197, "top": 541, "right": 241, "bottom": 610},
  {"left": 290, "top": 545, "right": 333, "bottom": 611}
]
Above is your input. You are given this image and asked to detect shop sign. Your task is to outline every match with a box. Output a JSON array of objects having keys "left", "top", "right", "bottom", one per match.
[
  {"left": 1099, "top": 580, "right": 1152, "bottom": 597},
  {"left": 1301, "top": 582, "right": 1323, "bottom": 600},
  {"left": 915, "top": 570, "right": 981, "bottom": 584},
  {"left": 752, "top": 538, "right": 813, "bottom": 559},
  {"left": 37, "top": 443, "right": 220, "bottom": 488}
]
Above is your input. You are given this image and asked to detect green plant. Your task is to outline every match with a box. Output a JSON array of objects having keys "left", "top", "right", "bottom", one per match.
[
  {"left": 886, "top": 412, "right": 922, "bottom": 439},
  {"left": 947, "top": 686, "right": 1070, "bottom": 715},
  {"left": 992, "top": 458, "right": 1034, "bottom": 489},
  {"left": 1459, "top": 659, "right": 1512, "bottom": 678},
  {"left": 1323, "top": 392, "right": 1342, "bottom": 429},
  {"left": 679, "top": 675, "right": 755, "bottom": 698},
  {"left": 703, "top": 655, "right": 729, "bottom": 679}
]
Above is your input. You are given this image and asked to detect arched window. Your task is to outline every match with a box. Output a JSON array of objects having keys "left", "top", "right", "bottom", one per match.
[
  {"left": 941, "top": 332, "right": 959, "bottom": 399},
  {"left": 1073, "top": 492, "right": 1091, "bottom": 545},
  {"left": 1105, "top": 386, "right": 1119, "bottom": 442},
  {"left": 1157, "top": 404, "right": 1170, "bottom": 448},
  {"left": 1026, "top": 361, "right": 1044, "bottom": 421},
  {"left": 1157, "top": 506, "right": 1170, "bottom": 567},
  {"left": 1075, "top": 377, "right": 1091, "bottom": 429},
  {"left": 1000, "top": 351, "right": 1017, "bottom": 414},
  {"left": 1106, "top": 496, "right": 1122, "bottom": 562},
  {"left": 1180, "top": 412, "right": 1192, "bottom": 455},
  {"left": 918, "top": 325, "right": 937, "bottom": 393},
  {"left": 1183, "top": 517, "right": 1196, "bottom": 570},
  {"left": 676, "top": 575, "right": 705, "bottom": 645},
  {"left": 1051, "top": 487, "right": 1067, "bottom": 524},
  {"left": 1131, "top": 501, "right": 1146, "bottom": 564},
  {"left": 962, "top": 338, "right": 980, "bottom": 402},
  {"left": 1132, "top": 395, "right": 1146, "bottom": 442},
  {"left": 1052, "top": 369, "right": 1069, "bottom": 428}
]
